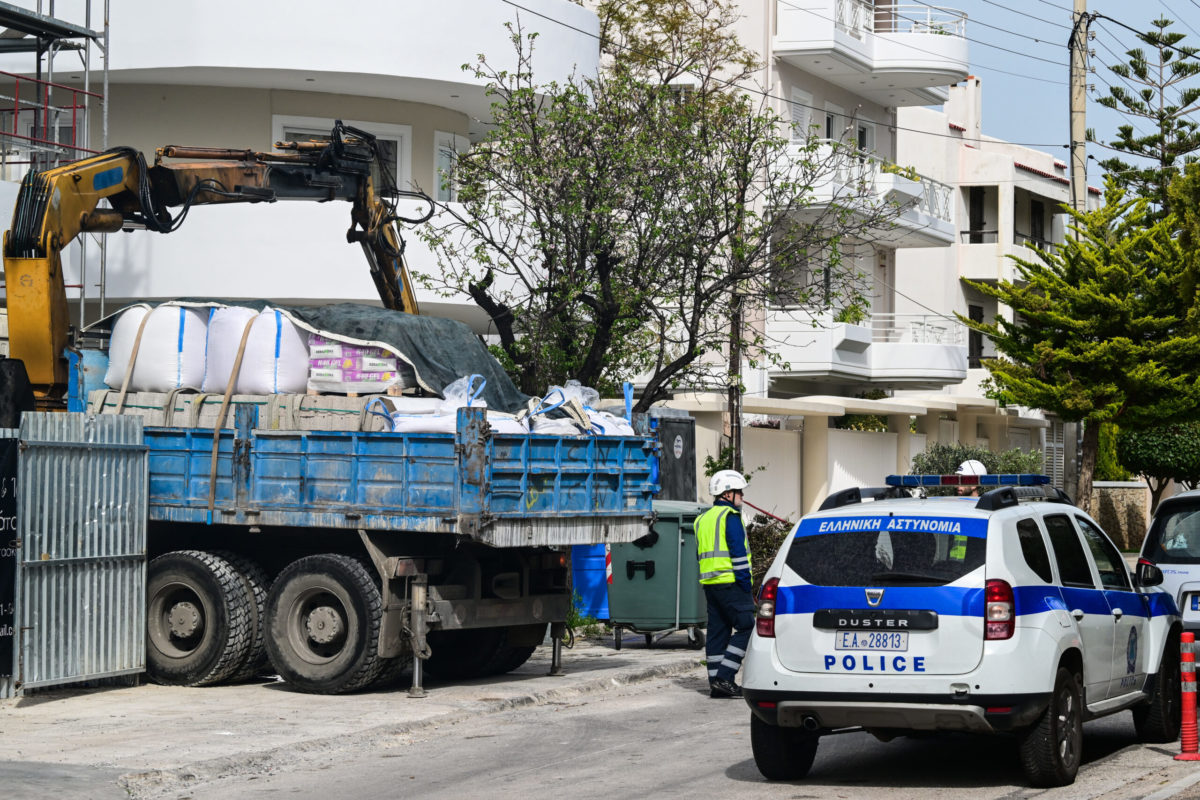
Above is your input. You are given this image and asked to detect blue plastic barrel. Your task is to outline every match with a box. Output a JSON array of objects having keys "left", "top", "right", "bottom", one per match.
[{"left": 571, "top": 543, "right": 610, "bottom": 621}]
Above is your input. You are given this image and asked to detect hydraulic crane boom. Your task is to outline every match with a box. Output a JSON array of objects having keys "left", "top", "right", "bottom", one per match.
[{"left": 3, "top": 121, "right": 432, "bottom": 404}]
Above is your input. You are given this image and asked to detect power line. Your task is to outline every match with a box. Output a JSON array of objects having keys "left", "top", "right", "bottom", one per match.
[
  {"left": 1159, "top": 1, "right": 1200, "bottom": 38},
  {"left": 496, "top": 0, "right": 1071, "bottom": 148},
  {"left": 1094, "top": 12, "right": 1200, "bottom": 63},
  {"left": 977, "top": 0, "right": 1072, "bottom": 31}
]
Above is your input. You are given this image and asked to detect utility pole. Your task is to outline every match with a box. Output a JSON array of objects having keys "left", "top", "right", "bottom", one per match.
[
  {"left": 1066, "top": 0, "right": 1090, "bottom": 510},
  {"left": 1069, "top": 0, "right": 1089, "bottom": 214}
]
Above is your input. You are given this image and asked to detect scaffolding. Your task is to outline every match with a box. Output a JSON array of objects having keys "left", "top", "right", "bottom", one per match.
[{"left": 0, "top": 0, "right": 108, "bottom": 335}]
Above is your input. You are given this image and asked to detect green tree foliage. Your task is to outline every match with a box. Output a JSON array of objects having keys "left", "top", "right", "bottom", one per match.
[
  {"left": 417, "top": 0, "right": 903, "bottom": 408},
  {"left": 962, "top": 184, "right": 1200, "bottom": 513},
  {"left": 1117, "top": 423, "right": 1200, "bottom": 511},
  {"left": 1094, "top": 422, "right": 1132, "bottom": 481},
  {"left": 909, "top": 442, "right": 1044, "bottom": 476},
  {"left": 1092, "top": 17, "right": 1200, "bottom": 214}
]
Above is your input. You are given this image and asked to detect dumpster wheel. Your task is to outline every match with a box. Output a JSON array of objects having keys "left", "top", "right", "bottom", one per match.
[{"left": 687, "top": 626, "right": 706, "bottom": 650}]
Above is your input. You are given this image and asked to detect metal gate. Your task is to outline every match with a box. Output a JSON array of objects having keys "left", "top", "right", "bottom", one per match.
[{"left": 10, "top": 412, "right": 147, "bottom": 693}]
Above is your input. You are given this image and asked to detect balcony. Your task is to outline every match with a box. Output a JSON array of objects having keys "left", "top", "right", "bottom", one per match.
[
  {"left": 957, "top": 230, "right": 1060, "bottom": 282},
  {"left": 774, "top": 1, "right": 969, "bottom": 106},
  {"left": 766, "top": 310, "right": 968, "bottom": 387},
  {"left": 789, "top": 141, "right": 955, "bottom": 247}
]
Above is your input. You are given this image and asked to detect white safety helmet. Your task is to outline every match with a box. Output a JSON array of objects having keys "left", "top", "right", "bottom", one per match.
[
  {"left": 956, "top": 459, "right": 988, "bottom": 476},
  {"left": 710, "top": 469, "right": 748, "bottom": 498}
]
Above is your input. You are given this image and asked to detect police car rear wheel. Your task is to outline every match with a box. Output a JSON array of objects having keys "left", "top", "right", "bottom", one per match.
[
  {"left": 750, "top": 714, "right": 818, "bottom": 780},
  {"left": 1019, "top": 667, "right": 1082, "bottom": 787}
]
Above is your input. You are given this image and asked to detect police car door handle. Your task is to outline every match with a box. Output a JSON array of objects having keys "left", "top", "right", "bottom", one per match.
[
  {"left": 1071, "top": 609, "right": 1085, "bottom": 621},
  {"left": 1111, "top": 608, "right": 1123, "bottom": 620}
]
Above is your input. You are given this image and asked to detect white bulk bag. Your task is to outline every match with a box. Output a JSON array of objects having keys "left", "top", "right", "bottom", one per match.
[
  {"left": 103, "top": 305, "right": 208, "bottom": 392},
  {"left": 201, "top": 306, "right": 259, "bottom": 393},
  {"left": 236, "top": 309, "right": 310, "bottom": 395}
]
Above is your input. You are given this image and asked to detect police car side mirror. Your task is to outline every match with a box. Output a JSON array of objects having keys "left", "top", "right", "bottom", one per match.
[{"left": 1136, "top": 561, "right": 1164, "bottom": 588}]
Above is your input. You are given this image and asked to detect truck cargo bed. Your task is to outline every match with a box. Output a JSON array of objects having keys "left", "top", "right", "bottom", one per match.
[{"left": 145, "top": 405, "right": 657, "bottom": 547}]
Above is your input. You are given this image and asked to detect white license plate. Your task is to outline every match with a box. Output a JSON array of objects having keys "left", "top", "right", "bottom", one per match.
[{"left": 835, "top": 630, "right": 909, "bottom": 651}]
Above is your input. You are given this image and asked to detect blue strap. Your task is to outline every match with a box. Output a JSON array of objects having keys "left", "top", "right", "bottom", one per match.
[
  {"left": 365, "top": 397, "right": 394, "bottom": 426},
  {"left": 531, "top": 388, "right": 566, "bottom": 417},
  {"left": 623, "top": 381, "right": 634, "bottom": 422},
  {"left": 467, "top": 374, "right": 486, "bottom": 407}
]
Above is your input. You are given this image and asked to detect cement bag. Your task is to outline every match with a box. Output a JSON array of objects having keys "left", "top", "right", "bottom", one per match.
[
  {"left": 526, "top": 389, "right": 590, "bottom": 436},
  {"left": 103, "top": 305, "right": 208, "bottom": 392},
  {"left": 588, "top": 410, "right": 635, "bottom": 436},
  {"left": 236, "top": 309, "right": 310, "bottom": 395},
  {"left": 201, "top": 306, "right": 258, "bottom": 393},
  {"left": 439, "top": 375, "right": 488, "bottom": 413}
]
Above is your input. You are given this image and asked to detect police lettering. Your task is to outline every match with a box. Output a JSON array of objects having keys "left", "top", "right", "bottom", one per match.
[
  {"left": 836, "top": 617, "right": 909, "bottom": 628},
  {"left": 823, "top": 654, "right": 926, "bottom": 673}
]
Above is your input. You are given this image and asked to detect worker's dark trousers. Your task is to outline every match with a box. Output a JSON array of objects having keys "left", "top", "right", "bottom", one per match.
[{"left": 703, "top": 583, "right": 755, "bottom": 683}]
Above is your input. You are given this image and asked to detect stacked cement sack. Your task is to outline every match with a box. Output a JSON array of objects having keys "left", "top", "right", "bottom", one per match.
[
  {"left": 104, "top": 305, "right": 208, "bottom": 392},
  {"left": 201, "top": 307, "right": 309, "bottom": 395},
  {"left": 307, "top": 334, "right": 414, "bottom": 394}
]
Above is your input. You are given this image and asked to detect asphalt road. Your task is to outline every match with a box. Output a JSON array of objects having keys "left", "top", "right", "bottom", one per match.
[{"left": 155, "top": 673, "right": 1200, "bottom": 800}]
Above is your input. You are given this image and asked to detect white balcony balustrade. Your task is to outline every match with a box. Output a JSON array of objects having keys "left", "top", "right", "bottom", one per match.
[
  {"left": 789, "top": 140, "right": 955, "bottom": 247},
  {"left": 766, "top": 309, "right": 967, "bottom": 387},
  {"left": 775, "top": 0, "right": 969, "bottom": 106}
]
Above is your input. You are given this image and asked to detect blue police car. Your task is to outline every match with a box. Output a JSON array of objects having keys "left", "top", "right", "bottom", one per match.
[{"left": 741, "top": 474, "right": 1181, "bottom": 787}]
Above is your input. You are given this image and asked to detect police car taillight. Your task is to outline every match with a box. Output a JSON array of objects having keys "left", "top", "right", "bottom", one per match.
[
  {"left": 984, "top": 579, "right": 1014, "bottom": 640},
  {"left": 757, "top": 577, "right": 779, "bottom": 638}
]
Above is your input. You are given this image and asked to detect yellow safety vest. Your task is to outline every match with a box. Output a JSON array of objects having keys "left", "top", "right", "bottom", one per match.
[{"left": 695, "top": 505, "right": 749, "bottom": 585}]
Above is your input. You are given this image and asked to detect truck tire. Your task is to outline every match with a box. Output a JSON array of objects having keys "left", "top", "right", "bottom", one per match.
[
  {"left": 489, "top": 644, "right": 538, "bottom": 675},
  {"left": 211, "top": 551, "right": 271, "bottom": 682},
  {"left": 1134, "top": 640, "right": 1182, "bottom": 743},
  {"left": 750, "top": 713, "right": 819, "bottom": 780},
  {"left": 1019, "top": 667, "right": 1082, "bottom": 787},
  {"left": 146, "top": 550, "right": 253, "bottom": 686},
  {"left": 264, "top": 554, "right": 384, "bottom": 694}
]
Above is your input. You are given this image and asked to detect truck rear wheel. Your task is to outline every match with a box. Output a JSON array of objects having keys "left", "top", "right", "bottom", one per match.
[
  {"left": 146, "top": 550, "right": 253, "bottom": 686},
  {"left": 212, "top": 551, "right": 271, "bottom": 682},
  {"left": 424, "top": 628, "right": 506, "bottom": 680},
  {"left": 264, "top": 554, "right": 384, "bottom": 694}
]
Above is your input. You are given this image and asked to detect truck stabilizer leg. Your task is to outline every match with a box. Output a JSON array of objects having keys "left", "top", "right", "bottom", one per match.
[
  {"left": 409, "top": 575, "right": 429, "bottom": 698},
  {"left": 548, "top": 621, "right": 565, "bottom": 676}
]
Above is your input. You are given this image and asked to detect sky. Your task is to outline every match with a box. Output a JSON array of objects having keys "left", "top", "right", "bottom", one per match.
[{"left": 950, "top": 0, "right": 1200, "bottom": 176}]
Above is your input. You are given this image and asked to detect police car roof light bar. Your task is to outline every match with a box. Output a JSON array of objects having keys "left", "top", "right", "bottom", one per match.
[{"left": 885, "top": 473, "right": 1051, "bottom": 488}]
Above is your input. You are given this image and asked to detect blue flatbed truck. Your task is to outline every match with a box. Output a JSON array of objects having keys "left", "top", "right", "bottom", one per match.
[{"left": 70, "top": 381, "right": 658, "bottom": 694}]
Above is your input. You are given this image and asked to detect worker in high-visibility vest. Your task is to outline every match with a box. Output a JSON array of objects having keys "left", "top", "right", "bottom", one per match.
[
  {"left": 696, "top": 469, "right": 754, "bottom": 699},
  {"left": 952, "top": 460, "right": 988, "bottom": 560}
]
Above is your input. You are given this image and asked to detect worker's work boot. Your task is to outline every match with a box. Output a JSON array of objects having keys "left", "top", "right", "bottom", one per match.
[{"left": 709, "top": 678, "right": 742, "bottom": 698}]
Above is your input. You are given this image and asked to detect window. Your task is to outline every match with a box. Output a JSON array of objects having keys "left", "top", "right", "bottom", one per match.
[
  {"left": 789, "top": 89, "right": 813, "bottom": 142},
  {"left": 272, "top": 115, "right": 412, "bottom": 194},
  {"left": 434, "top": 131, "right": 469, "bottom": 203},
  {"left": 856, "top": 119, "right": 875, "bottom": 153},
  {"left": 1017, "top": 518, "right": 1054, "bottom": 584},
  {"left": 968, "top": 304, "right": 983, "bottom": 368},
  {"left": 1031, "top": 199, "right": 1046, "bottom": 244},
  {"left": 1043, "top": 514, "right": 1095, "bottom": 588},
  {"left": 825, "top": 103, "right": 844, "bottom": 141},
  {"left": 785, "top": 526, "right": 984, "bottom": 587},
  {"left": 1148, "top": 502, "right": 1200, "bottom": 563},
  {"left": 1076, "top": 516, "right": 1131, "bottom": 590}
]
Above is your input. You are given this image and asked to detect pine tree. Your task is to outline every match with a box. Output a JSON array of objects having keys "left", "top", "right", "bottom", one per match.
[
  {"left": 1093, "top": 17, "right": 1200, "bottom": 214},
  {"left": 962, "top": 182, "right": 1200, "bottom": 513}
]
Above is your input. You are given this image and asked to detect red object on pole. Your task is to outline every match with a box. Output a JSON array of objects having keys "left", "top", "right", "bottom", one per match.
[
  {"left": 1176, "top": 632, "right": 1200, "bottom": 760},
  {"left": 605, "top": 544, "right": 612, "bottom": 585},
  {"left": 742, "top": 499, "right": 791, "bottom": 526}
]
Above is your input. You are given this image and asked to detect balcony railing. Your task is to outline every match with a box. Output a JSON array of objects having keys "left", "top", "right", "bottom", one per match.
[
  {"left": 870, "top": 313, "right": 965, "bottom": 346},
  {"left": 821, "top": 140, "right": 954, "bottom": 225},
  {"left": 1014, "top": 232, "right": 1057, "bottom": 252},
  {"left": 835, "top": 1, "right": 967, "bottom": 40},
  {"left": 958, "top": 230, "right": 1060, "bottom": 252}
]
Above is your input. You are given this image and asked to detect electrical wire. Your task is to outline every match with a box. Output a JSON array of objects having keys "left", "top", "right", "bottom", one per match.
[
  {"left": 496, "top": 0, "right": 1071, "bottom": 147},
  {"left": 1159, "top": 1, "right": 1200, "bottom": 38}
]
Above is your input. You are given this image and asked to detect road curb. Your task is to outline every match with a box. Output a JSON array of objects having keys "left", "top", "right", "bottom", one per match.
[{"left": 118, "top": 655, "right": 705, "bottom": 799}]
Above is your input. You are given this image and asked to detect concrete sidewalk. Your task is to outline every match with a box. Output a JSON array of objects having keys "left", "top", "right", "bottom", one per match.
[{"left": 0, "top": 631, "right": 705, "bottom": 799}]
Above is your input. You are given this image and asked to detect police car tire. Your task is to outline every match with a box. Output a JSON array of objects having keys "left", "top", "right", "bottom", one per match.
[
  {"left": 1133, "top": 641, "right": 1182, "bottom": 743},
  {"left": 1019, "top": 667, "right": 1083, "bottom": 787},
  {"left": 750, "top": 714, "right": 818, "bottom": 780}
]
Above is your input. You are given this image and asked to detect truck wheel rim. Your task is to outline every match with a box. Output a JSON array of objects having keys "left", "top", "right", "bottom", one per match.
[{"left": 286, "top": 587, "right": 350, "bottom": 664}]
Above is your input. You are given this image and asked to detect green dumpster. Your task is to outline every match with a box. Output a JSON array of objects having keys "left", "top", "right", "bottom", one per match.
[{"left": 608, "top": 500, "right": 707, "bottom": 649}]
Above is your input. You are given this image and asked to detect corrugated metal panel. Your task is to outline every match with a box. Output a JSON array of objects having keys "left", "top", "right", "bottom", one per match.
[
  {"left": 14, "top": 413, "right": 147, "bottom": 692},
  {"left": 0, "top": 428, "right": 18, "bottom": 700}
]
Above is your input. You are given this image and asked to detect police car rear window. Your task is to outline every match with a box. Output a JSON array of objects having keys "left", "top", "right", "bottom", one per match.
[
  {"left": 1146, "top": 501, "right": 1200, "bottom": 565},
  {"left": 785, "top": 514, "right": 986, "bottom": 587}
]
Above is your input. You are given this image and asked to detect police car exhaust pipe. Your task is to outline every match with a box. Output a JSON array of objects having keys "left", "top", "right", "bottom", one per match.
[{"left": 801, "top": 715, "right": 821, "bottom": 731}]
